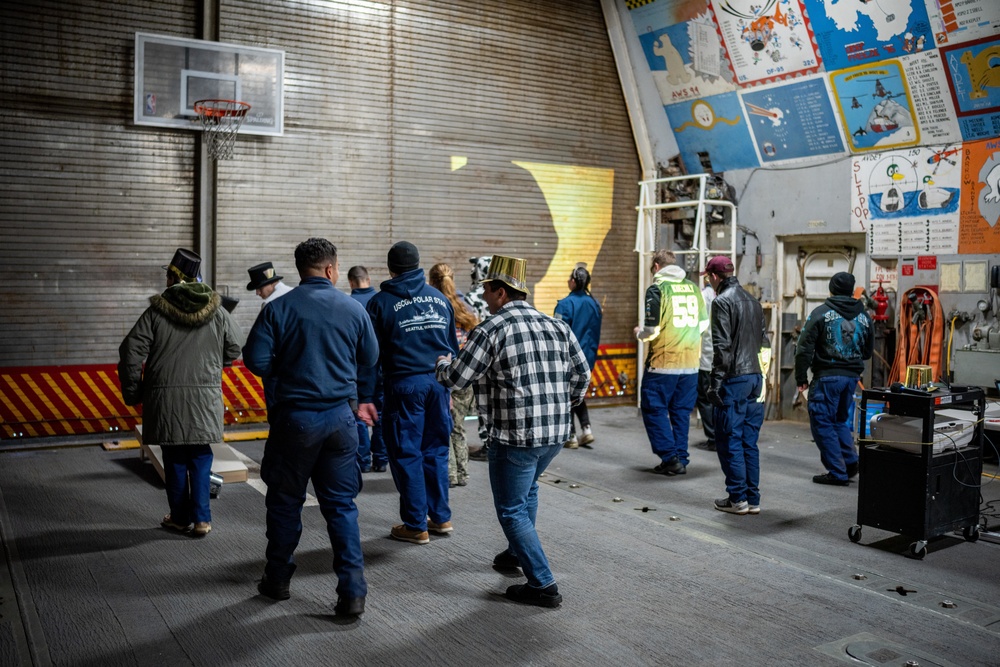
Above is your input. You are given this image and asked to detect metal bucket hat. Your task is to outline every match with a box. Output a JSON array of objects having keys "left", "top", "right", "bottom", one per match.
[{"left": 483, "top": 255, "right": 530, "bottom": 295}]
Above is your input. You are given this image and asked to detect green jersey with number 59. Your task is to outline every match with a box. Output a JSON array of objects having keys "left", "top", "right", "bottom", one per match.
[{"left": 642, "top": 267, "right": 709, "bottom": 372}]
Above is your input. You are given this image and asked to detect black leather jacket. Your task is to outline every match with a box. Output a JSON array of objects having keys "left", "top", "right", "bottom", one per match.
[{"left": 709, "top": 276, "right": 766, "bottom": 395}]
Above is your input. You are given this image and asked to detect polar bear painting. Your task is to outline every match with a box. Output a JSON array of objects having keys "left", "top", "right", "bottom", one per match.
[
  {"left": 654, "top": 33, "right": 692, "bottom": 86},
  {"left": 983, "top": 163, "right": 1000, "bottom": 204},
  {"left": 977, "top": 155, "right": 1000, "bottom": 228}
]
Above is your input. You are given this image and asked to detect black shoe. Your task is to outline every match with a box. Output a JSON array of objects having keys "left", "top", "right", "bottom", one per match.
[
  {"left": 493, "top": 549, "right": 521, "bottom": 572},
  {"left": 372, "top": 464, "right": 387, "bottom": 473},
  {"left": 505, "top": 583, "right": 562, "bottom": 608},
  {"left": 257, "top": 575, "right": 290, "bottom": 601},
  {"left": 846, "top": 461, "right": 859, "bottom": 479},
  {"left": 334, "top": 596, "right": 366, "bottom": 617},
  {"left": 653, "top": 457, "right": 686, "bottom": 476},
  {"left": 812, "top": 472, "right": 850, "bottom": 486},
  {"left": 360, "top": 465, "right": 372, "bottom": 473},
  {"left": 703, "top": 440, "right": 716, "bottom": 452},
  {"left": 469, "top": 447, "right": 489, "bottom": 461}
]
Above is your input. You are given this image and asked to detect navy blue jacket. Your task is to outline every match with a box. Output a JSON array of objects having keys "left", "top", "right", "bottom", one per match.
[
  {"left": 554, "top": 289, "right": 602, "bottom": 370},
  {"left": 366, "top": 268, "right": 459, "bottom": 382},
  {"left": 243, "top": 276, "right": 379, "bottom": 411},
  {"left": 794, "top": 295, "right": 873, "bottom": 385},
  {"left": 351, "top": 286, "right": 381, "bottom": 400}
]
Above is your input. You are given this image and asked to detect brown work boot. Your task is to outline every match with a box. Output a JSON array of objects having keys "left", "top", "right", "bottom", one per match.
[
  {"left": 390, "top": 524, "right": 430, "bottom": 544},
  {"left": 427, "top": 519, "right": 453, "bottom": 535},
  {"left": 192, "top": 522, "right": 212, "bottom": 537},
  {"left": 160, "top": 514, "right": 191, "bottom": 533}
]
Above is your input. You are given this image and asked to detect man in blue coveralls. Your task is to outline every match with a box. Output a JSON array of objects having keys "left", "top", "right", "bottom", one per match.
[
  {"left": 365, "top": 241, "right": 459, "bottom": 545},
  {"left": 243, "top": 238, "right": 378, "bottom": 618}
]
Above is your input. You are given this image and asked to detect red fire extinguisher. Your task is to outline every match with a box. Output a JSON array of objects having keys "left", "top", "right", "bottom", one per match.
[{"left": 872, "top": 281, "right": 890, "bottom": 322}]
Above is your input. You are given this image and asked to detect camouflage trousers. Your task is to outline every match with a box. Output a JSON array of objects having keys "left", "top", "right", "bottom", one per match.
[{"left": 449, "top": 385, "right": 475, "bottom": 484}]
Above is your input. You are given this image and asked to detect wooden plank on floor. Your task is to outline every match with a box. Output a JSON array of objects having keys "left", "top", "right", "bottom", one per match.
[
  {"left": 101, "top": 439, "right": 140, "bottom": 451},
  {"left": 134, "top": 426, "right": 247, "bottom": 484}
]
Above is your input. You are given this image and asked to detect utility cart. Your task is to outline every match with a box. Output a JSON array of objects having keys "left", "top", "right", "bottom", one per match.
[{"left": 849, "top": 386, "right": 985, "bottom": 559}]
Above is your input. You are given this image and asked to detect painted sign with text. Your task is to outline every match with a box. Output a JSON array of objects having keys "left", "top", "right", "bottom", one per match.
[
  {"left": 958, "top": 138, "right": 1000, "bottom": 254},
  {"left": 740, "top": 74, "right": 845, "bottom": 164},
  {"left": 802, "top": 0, "right": 935, "bottom": 71},
  {"left": 940, "top": 35, "right": 1000, "bottom": 142},
  {"left": 852, "top": 146, "right": 961, "bottom": 256},
  {"left": 830, "top": 61, "right": 920, "bottom": 152},
  {"left": 631, "top": 0, "right": 737, "bottom": 106},
  {"left": 710, "top": 0, "right": 821, "bottom": 87}
]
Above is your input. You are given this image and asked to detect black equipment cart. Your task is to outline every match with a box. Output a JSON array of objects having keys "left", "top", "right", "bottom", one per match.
[{"left": 849, "top": 386, "right": 985, "bottom": 559}]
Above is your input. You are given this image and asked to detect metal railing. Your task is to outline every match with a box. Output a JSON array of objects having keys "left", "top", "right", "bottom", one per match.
[{"left": 633, "top": 173, "right": 738, "bottom": 399}]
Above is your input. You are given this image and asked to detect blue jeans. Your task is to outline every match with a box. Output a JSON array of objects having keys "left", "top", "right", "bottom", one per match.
[
  {"left": 383, "top": 373, "right": 452, "bottom": 530},
  {"left": 714, "top": 374, "right": 764, "bottom": 505},
  {"left": 488, "top": 443, "right": 563, "bottom": 589},
  {"left": 357, "top": 387, "right": 387, "bottom": 468},
  {"left": 161, "top": 445, "right": 213, "bottom": 524},
  {"left": 808, "top": 375, "right": 859, "bottom": 481},
  {"left": 640, "top": 371, "right": 698, "bottom": 465},
  {"left": 260, "top": 401, "right": 367, "bottom": 599}
]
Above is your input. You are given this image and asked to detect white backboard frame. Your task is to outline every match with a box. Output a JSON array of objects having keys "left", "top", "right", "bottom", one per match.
[{"left": 133, "top": 32, "right": 284, "bottom": 137}]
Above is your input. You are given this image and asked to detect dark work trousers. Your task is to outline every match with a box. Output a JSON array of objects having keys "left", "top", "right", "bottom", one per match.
[
  {"left": 260, "top": 401, "right": 367, "bottom": 600},
  {"left": 570, "top": 399, "right": 591, "bottom": 435},
  {"left": 161, "top": 444, "right": 213, "bottom": 525},
  {"left": 382, "top": 372, "right": 452, "bottom": 531},
  {"left": 641, "top": 371, "right": 698, "bottom": 466},
  {"left": 356, "top": 386, "right": 387, "bottom": 468},
  {"left": 696, "top": 369, "right": 716, "bottom": 443},
  {"left": 807, "top": 375, "right": 859, "bottom": 481},
  {"left": 714, "top": 374, "right": 764, "bottom": 506}
]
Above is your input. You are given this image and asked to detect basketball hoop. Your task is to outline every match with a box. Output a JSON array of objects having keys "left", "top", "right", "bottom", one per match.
[{"left": 193, "top": 99, "right": 251, "bottom": 160}]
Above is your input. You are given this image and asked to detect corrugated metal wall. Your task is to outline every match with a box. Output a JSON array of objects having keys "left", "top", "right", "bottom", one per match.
[
  {"left": 0, "top": 0, "right": 199, "bottom": 366},
  {"left": 1, "top": 0, "right": 640, "bottom": 368}
]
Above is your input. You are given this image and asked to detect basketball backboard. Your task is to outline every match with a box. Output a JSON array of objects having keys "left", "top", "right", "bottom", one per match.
[{"left": 133, "top": 32, "right": 284, "bottom": 136}]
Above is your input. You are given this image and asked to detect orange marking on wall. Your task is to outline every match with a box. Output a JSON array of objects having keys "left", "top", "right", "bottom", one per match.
[
  {"left": 0, "top": 374, "right": 38, "bottom": 438},
  {"left": 35, "top": 374, "right": 62, "bottom": 415},
  {"left": 40, "top": 372, "right": 95, "bottom": 435},
  {"left": 82, "top": 372, "right": 131, "bottom": 431},
  {"left": 13, "top": 375, "right": 57, "bottom": 436},
  {"left": 0, "top": 364, "right": 269, "bottom": 440},
  {"left": 97, "top": 369, "right": 140, "bottom": 432},
  {"left": 1, "top": 375, "right": 32, "bottom": 425},
  {"left": 45, "top": 372, "right": 96, "bottom": 435},
  {"left": 589, "top": 343, "right": 638, "bottom": 398},
  {"left": 229, "top": 366, "right": 266, "bottom": 413},
  {"left": 61, "top": 372, "right": 113, "bottom": 433},
  {"left": 222, "top": 366, "right": 268, "bottom": 425},
  {"left": 96, "top": 370, "right": 140, "bottom": 419},
  {"left": 222, "top": 374, "right": 248, "bottom": 423}
]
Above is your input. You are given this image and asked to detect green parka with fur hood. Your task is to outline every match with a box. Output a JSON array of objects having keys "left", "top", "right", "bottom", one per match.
[{"left": 118, "top": 282, "right": 244, "bottom": 446}]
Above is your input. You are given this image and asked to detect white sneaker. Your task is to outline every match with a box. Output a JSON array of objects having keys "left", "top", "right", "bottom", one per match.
[
  {"left": 579, "top": 425, "right": 595, "bottom": 446},
  {"left": 714, "top": 498, "right": 749, "bottom": 515}
]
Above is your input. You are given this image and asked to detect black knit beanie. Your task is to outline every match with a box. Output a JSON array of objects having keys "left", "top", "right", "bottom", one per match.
[
  {"left": 387, "top": 241, "right": 420, "bottom": 274},
  {"left": 829, "top": 272, "right": 855, "bottom": 297}
]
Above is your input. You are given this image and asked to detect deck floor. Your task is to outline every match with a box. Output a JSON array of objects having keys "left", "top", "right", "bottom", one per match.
[{"left": 2, "top": 406, "right": 999, "bottom": 666}]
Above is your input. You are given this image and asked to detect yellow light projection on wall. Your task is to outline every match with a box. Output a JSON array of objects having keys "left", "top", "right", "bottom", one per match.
[{"left": 512, "top": 161, "right": 615, "bottom": 316}]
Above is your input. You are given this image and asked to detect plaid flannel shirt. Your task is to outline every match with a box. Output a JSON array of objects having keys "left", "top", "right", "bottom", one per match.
[{"left": 436, "top": 300, "right": 590, "bottom": 448}]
